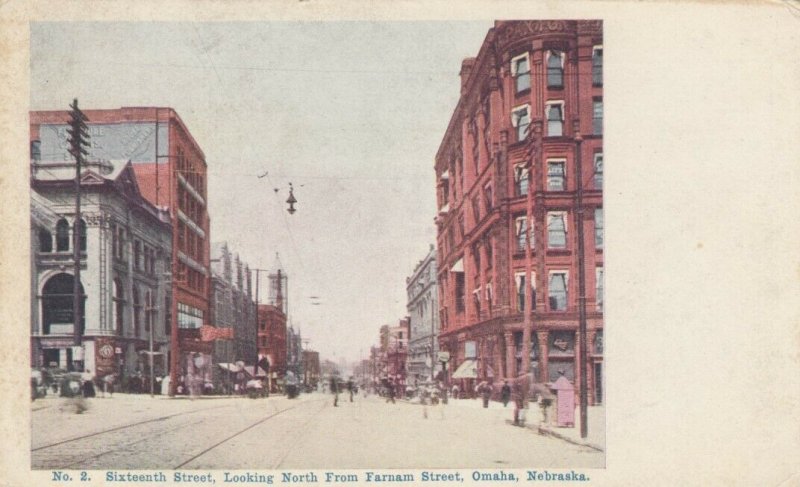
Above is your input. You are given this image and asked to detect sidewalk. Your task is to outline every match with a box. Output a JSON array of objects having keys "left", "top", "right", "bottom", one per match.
[
  {"left": 444, "top": 398, "right": 605, "bottom": 452},
  {"left": 533, "top": 405, "right": 605, "bottom": 452}
]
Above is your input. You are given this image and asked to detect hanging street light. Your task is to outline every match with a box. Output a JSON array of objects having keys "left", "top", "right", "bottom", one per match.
[{"left": 286, "top": 182, "right": 297, "bottom": 214}]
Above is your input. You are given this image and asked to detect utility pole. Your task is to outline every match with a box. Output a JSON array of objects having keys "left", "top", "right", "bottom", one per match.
[
  {"left": 521, "top": 120, "right": 542, "bottom": 409},
  {"left": 574, "top": 119, "right": 589, "bottom": 439},
  {"left": 67, "top": 99, "right": 89, "bottom": 370}
]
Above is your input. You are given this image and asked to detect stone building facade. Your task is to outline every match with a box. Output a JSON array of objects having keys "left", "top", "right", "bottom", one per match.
[
  {"left": 405, "top": 245, "right": 439, "bottom": 383},
  {"left": 30, "top": 153, "right": 171, "bottom": 387},
  {"left": 209, "top": 242, "right": 256, "bottom": 389}
]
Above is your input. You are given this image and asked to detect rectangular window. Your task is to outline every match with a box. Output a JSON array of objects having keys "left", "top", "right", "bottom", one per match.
[
  {"left": 593, "top": 100, "right": 603, "bottom": 135},
  {"left": 134, "top": 240, "right": 142, "bottom": 271},
  {"left": 514, "top": 164, "right": 529, "bottom": 196},
  {"left": 511, "top": 53, "right": 531, "bottom": 93},
  {"left": 471, "top": 197, "right": 480, "bottom": 224},
  {"left": 546, "top": 102, "right": 564, "bottom": 137},
  {"left": 548, "top": 272, "right": 568, "bottom": 311},
  {"left": 596, "top": 267, "right": 604, "bottom": 312},
  {"left": 515, "top": 216, "right": 531, "bottom": 252},
  {"left": 594, "top": 153, "right": 603, "bottom": 190},
  {"left": 547, "top": 50, "right": 564, "bottom": 88},
  {"left": 547, "top": 160, "right": 566, "bottom": 191},
  {"left": 592, "top": 46, "right": 603, "bottom": 86},
  {"left": 455, "top": 272, "right": 465, "bottom": 313},
  {"left": 515, "top": 272, "right": 536, "bottom": 312},
  {"left": 512, "top": 105, "right": 530, "bottom": 142},
  {"left": 595, "top": 208, "right": 604, "bottom": 249},
  {"left": 547, "top": 212, "right": 568, "bottom": 249},
  {"left": 484, "top": 185, "right": 493, "bottom": 210}
]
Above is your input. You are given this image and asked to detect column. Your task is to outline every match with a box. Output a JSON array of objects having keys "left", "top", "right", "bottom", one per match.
[
  {"left": 504, "top": 331, "right": 515, "bottom": 379},
  {"left": 536, "top": 330, "right": 549, "bottom": 383}
]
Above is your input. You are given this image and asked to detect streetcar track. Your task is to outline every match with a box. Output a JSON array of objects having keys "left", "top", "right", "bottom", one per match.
[
  {"left": 53, "top": 417, "right": 211, "bottom": 470},
  {"left": 270, "top": 399, "right": 329, "bottom": 469},
  {"left": 32, "top": 402, "right": 237, "bottom": 452},
  {"left": 174, "top": 397, "right": 328, "bottom": 469}
]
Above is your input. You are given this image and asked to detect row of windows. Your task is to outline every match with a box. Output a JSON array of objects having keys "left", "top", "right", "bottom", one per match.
[
  {"left": 511, "top": 47, "right": 603, "bottom": 95},
  {"left": 441, "top": 266, "right": 604, "bottom": 331},
  {"left": 513, "top": 268, "right": 604, "bottom": 313},
  {"left": 514, "top": 153, "right": 603, "bottom": 196},
  {"left": 177, "top": 302, "right": 204, "bottom": 329},
  {"left": 38, "top": 218, "right": 86, "bottom": 253},
  {"left": 111, "top": 279, "right": 159, "bottom": 338},
  {"left": 176, "top": 147, "right": 206, "bottom": 200},
  {"left": 513, "top": 208, "right": 603, "bottom": 251},
  {"left": 512, "top": 99, "right": 602, "bottom": 142}
]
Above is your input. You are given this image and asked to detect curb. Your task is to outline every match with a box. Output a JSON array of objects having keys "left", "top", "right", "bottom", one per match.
[{"left": 536, "top": 425, "right": 604, "bottom": 452}]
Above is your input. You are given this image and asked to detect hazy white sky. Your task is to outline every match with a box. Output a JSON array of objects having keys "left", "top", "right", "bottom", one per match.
[{"left": 31, "top": 21, "right": 492, "bottom": 363}]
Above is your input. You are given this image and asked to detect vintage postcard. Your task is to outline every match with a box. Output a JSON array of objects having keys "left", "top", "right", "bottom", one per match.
[{"left": 1, "top": 2, "right": 799, "bottom": 487}]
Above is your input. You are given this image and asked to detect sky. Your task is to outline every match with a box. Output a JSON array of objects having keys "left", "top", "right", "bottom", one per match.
[{"left": 30, "top": 21, "right": 492, "bottom": 363}]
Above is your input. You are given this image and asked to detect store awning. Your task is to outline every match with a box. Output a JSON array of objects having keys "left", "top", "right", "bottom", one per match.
[
  {"left": 451, "top": 359, "right": 478, "bottom": 379},
  {"left": 218, "top": 363, "right": 241, "bottom": 372},
  {"left": 243, "top": 365, "right": 268, "bottom": 378}
]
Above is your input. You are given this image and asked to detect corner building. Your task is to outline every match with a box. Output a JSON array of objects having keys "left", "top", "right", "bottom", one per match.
[
  {"left": 435, "top": 20, "right": 604, "bottom": 403},
  {"left": 31, "top": 107, "right": 212, "bottom": 393}
]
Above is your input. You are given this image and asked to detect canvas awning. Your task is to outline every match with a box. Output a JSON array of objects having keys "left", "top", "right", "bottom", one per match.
[
  {"left": 243, "top": 365, "right": 268, "bottom": 378},
  {"left": 451, "top": 359, "right": 478, "bottom": 379}
]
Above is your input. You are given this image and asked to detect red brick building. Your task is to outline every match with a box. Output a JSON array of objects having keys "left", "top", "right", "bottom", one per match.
[
  {"left": 30, "top": 107, "right": 212, "bottom": 395},
  {"left": 435, "top": 20, "right": 604, "bottom": 404},
  {"left": 257, "top": 304, "right": 287, "bottom": 388}
]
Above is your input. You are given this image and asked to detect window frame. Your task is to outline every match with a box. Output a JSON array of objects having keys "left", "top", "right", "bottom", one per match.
[
  {"left": 593, "top": 99, "right": 603, "bottom": 135},
  {"left": 546, "top": 50, "right": 565, "bottom": 89},
  {"left": 596, "top": 267, "right": 604, "bottom": 312},
  {"left": 514, "top": 215, "right": 532, "bottom": 252},
  {"left": 593, "top": 152, "right": 603, "bottom": 190},
  {"left": 548, "top": 270, "right": 569, "bottom": 311},
  {"left": 511, "top": 104, "right": 531, "bottom": 142},
  {"left": 592, "top": 45, "right": 603, "bottom": 86},
  {"left": 510, "top": 52, "right": 531, "bottom": 94},
  {"left": 514, "top": 271, "right": 537, "bottom": 312},
  {"left": 514, "top": 163, "right": 530, "bottom": 196},
  {"left": 547, "top": 211, "right": 569, "bottom": 249},
  {"left": 594, "top": 207, "right": 604, "bottom": 249},
  {"left": 545, "top": 101, "right": 565, "bottom": 137},
  {"left": 546, "top": 159, "right": 567, "bottom": 191}
]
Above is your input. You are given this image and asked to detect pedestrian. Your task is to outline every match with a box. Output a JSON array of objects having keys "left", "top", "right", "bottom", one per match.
[
  {"left": 81, "top": 369, "right": 96, "bottom": 398},
  {"left": 479, "top": 381, "right": 491, "bottom": 408},
  {"left": 501, "top": 380, "right": 511, "bottom": 407},
  {"left": 330, "top": 376, "right": 339, "bottom": 407},
  {"left": 347, "top": 378, "right": 354, "bottom": 403},
  {"left": 451, "top": 384, "right": 460, "bottom": 400},
  {"left": 387, "top": 379, "right": 396, "bottom": 404}
]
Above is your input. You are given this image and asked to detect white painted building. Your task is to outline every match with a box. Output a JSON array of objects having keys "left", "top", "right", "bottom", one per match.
[
  {"left": 31, "top": 152, "right": 172, "bottom": 386},
  {"left": 405, "top": 245, "right": 439, "bottom": 382}
]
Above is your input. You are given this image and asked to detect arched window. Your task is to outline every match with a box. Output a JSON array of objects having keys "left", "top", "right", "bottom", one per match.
[
  {"left": 38, "top": 228, "right": 53, "bottom": 253},
  {"left": 133, "top": 286, "right": 141, "bottom": 337},
  {"left": 76, "top": 219, "right": 87, "bottom": 252},
  {"left": 112, "top": 279, "right": 124, "bottom": 335},
  {"left": 56, "top": 219, "right": 70, "bottom": 252},
  {"left": 42, "top": 273, "right": 84, "bottom": 335}
]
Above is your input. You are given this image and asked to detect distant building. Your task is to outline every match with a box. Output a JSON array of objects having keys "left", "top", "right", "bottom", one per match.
[
  {"left": 257, "top": 304, "right": 286, "bottom": 388},
  {"left": 434, "top": 20, "right": 604, "bottom": 403},
  {"left": 209, "top": 242, "right": 256, "bottom": 390},
  {"left": 302, "top": 350, "right": 320, "bottom": 387},
  {"left": 286, "top": 325, "right": 303, "bottom": 379},
  {"left": 385, "top": 318, "right": 409, "bottom": 390},
  {"left": 30, "top": 153, "right": 171, "bottom": 385},
  {"left": 405, "top": 245, "right": 439, "bottom": 383}
]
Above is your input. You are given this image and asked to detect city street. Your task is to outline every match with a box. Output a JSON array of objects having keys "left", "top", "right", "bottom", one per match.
[{"left": 32, "top": 392, "right": 603, "bottom": 470}]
